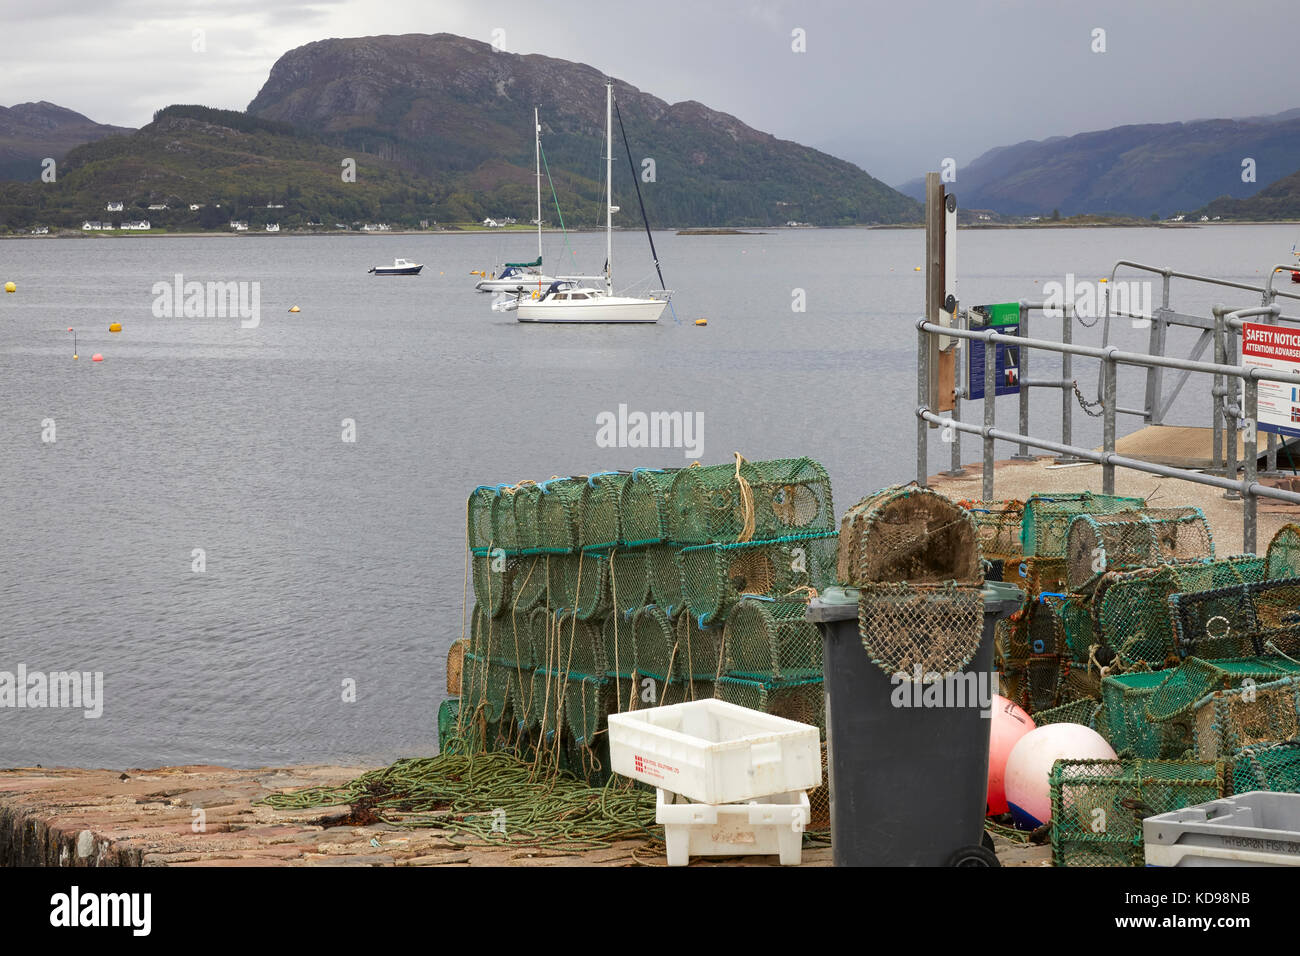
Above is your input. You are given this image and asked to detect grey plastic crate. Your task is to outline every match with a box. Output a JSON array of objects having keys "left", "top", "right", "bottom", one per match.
[{"left": 1144, "top": 791, "right": 1300, "bottom": 866}]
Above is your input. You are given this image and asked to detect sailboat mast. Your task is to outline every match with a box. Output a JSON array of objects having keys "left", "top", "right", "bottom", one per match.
[
  {"left": 535, "top": 107, "right": 542, "bottom": 262},
  {"left": 606, "top": 81, "right": 613, "bottom": 295}
]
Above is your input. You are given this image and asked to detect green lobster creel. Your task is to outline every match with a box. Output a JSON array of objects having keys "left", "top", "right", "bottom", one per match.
[
  {"left": 677, "top": 531, "right": 837, "bottom": 627},
  {"left": 667, "top": 459, "right": 764, "bottom": 544},
  {"left": 528, "top": 668, "right": 564, "bottom": 738},
  {"left": 657, "top": 677, "right": 715, "bottom": 707},
  {"left": 609, "top": 547, "right": 650, "bottom": 615},
  {"left": 1020, "top": 492, "right": 1146, "bottom": 558},
  {"left": 497, "top": 607, "right": 534, "bottom": 669},
  {"left": 963, "top": 499, "right": 1025, "bottom": 565},
  {"left": 481, "top": 659, "right": 514, "bottom": 725},
  {"left": 603, "top": 610, "right": 636, "bottom": 680},
  {"left": 511, "top": 554, "right": 547, "bottom": 613},
  {"left": 1094, "top": 556, "right": 1263, "bottom": 667},
  {"left": 512, "top": 482, "right": 543, "bottom": 551},
  {"left": 507, "top": 665, "right": 535, "bottom": 733},
  {"left": 1024, "top": 654, "right": 1066, "bottom": 714},
  {"left": 551, "top": 611, "right": 607, "bottom": 678},
  {"left": 471, "top": 551, "right": 514, "bottom": 619},
  {"left": 1170, "top": 575, "right": 1300, "bottom": 662},
  {"left": 1065, "top": 506, "right": 1214, "bottom": 594},
  {"left": 632, "top": 603, "right": 681, "bottom": 679},
  {"left": 565, "top": 675, "right": 613, "bottom": 746},
  {"left": 1193, "top": 676, "right": 1300, "bottom": 761},
  {"left": 537, "top": 477, "right": 583, "bottom": 552},
  {"left": 648, "top": 543, "right": 684, "bottom": 608},
  {"left": 1101, "top": 671, "right": 1191, "bottom": 758},
  {"left": 1049, "top": 758, "right": 1224, "bottom": 867},
  {"left": 1145, "top": 657, "right": 1300, "bottom": 725},
  {"left": 1231, "top": 740, "right": 1300, "bottom": 793},
  {"left": 566, "top": 549, "right": 612, "bottom": 620},
  {"left": 547, "top": 552, "right": 574, "bottom": 608},
  {"left": 579, "top": 472, "right": 629, "bottom": 550},
  {"left": 490, "top": 486, "right": 520, "bottom": 552},
  {"left": 677, "top": 609, "right": 723, "bottom": 680},
  {"left": 754, "top": 458, "right": 835, "bottom": 537},
  {"left": 723, "top": 598, "right": 823, "bottom": 681},
  {"left": 1032, "top": 697, "right": 1103, "bottom": 728},
  {"left": 467, "top": 485, "right": 500, "bottom": 551},
  {"left": 714, "top": 674, "right": 826, "bottom": 733},
  {"left": 1266, "top": 523, "right": 1300, "bottom": 580},
  {"left": 525, "top": 605, "right": 553, "bottom": 673},
  {"left": 837, "top": 484, "right": 982, "bottom": 587},
  {"left": 458, "top": 649, "right": 488, "bottom": 724},
  {"left": 856, "top": 581, "right": 984, "bottom": 680},
  {"left": 619, "top": 468, "right": 678, "bottom": 546}
]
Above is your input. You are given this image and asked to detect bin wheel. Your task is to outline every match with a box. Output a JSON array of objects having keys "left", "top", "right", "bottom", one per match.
[
  {"left": 982, "top": 831, "right": 996, "bottom": 853},
  {"left": 945, "top": 844, "right": 1001, "bottom": 867}
]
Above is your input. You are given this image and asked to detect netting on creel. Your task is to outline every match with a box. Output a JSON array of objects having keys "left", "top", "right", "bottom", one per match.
[
  {"left": 1033, "top": 697, "right": 1103, "bottom": 728},
  {"left": 1049, "top": 758, "right": 1225, "bottom": 867},
  {"left": 1065, "top": 507, "right": 1214, "bottom": 594},
  {"left": 838, "top": 485, "right": 981, "bottom": 586},
  {"left": 446, "top": 638, "right": 467, "bottom": 697},
  {"left": 1020, "top": 493, "right": 1146, "bottom": 559},
  {"left": 563, "top": 549, "right": 612, "bottom": 621},
  {"left": 579, "top": 472, "right": 629, "bottom": 551},
  {"left": 1095, "top": 557, "right": 1266, "bottom": 669},
  {"left": 857, "top": 582, "right": 984, "bottom": 679},
  {"left": 1266, "top": 523, "right": 1300, "bottom": 581},
  {"left": 1171, "top": 577, "right": 1300, "bottom": 661},
  {"left": 564, "top": 675, "right": 614, "bottom": 748},
  {"left": 471, "top": 551, "right": 515, "bottom": 618},
  {"left": 647, "top": 543, "right": 684, "bottom": 609},
  {"left": 959, "top": 499, "right": 1025, "bottom": 565},
  {"left": 537, "top": 477, "right": 584, "bottom": 552},
  {"left": 512, "top": 482, "right": 543, "bottom": 551},
  {"left": 1193, "top": 676, "right": 1300, "bottom": 761},
  {"left": 1231, "top": 739, "right": 1300, "bottom": 793},
  {"left": 714, "top": 674, "right": 826, "bottom": 733},
  {"left": 667, "top": 457, "right": 835, "bottom": 546},
  {"left": 676, "top": 608, "right": 723, "bottom": 680},
  {"left": 677, "top": 531, "right": 838, "bottom": 627},
  {"left": 619, "top": 468, "right": 678, "bottom": 547},
  {"left": 490, "top": 486, "right": 520, "bottom": 553},
  {"left": 467, "top": 485, "right": 502, "bottom": 551},
  {"left": 609, "top": 548, "right": 650, "bottom": 615},
  {"left": 511, "top": 554, "right": 548, "bottom": 613},
  {"left": 1145, "top": 657, "right": 1300, "bottom": 725},
  {"left": 759, "top": 457, "right": 835, "bottom": 537},
  {"left": 550, "top": 612, "right": 607, "bottom": 679},
  {"left": 631, "top": 603, "right": 681, "bottom": 681},
  {"left": 722, "top": 598, "right": 824, "bottom": 682},
  {"left": 1101, "top": 671, "right": 1195, "bottom": 759},
  {"left": 602, "top": 610, "right": 636, "bottom": 682}
]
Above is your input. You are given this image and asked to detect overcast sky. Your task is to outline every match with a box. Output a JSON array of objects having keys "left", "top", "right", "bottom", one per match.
[{"left": 2, "top": 0, "right": 1296, "bottom": 185}]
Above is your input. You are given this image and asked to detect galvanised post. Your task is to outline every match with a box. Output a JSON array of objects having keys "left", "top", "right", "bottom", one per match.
[
  {"left": 1212, "top": 306, "right": 1225, "bottom": 472},
  {"left": 917, "top": 319, "right": 929, "bottom": 486},
  {"left": 1243, "top": 378, "right": 1259, "bottom": 555},
  {"left": 984, "top": 326, "right": 996, "bottom": 501},
  {"left": 1059, "top": 301, "right": 1077, "bottom": 462},
  {"left": 1102, "top": 350, "right": 1117, "bottom": 495},
  {"left": 1014, "top": 301, "right": 1031, "bottom": 459}
]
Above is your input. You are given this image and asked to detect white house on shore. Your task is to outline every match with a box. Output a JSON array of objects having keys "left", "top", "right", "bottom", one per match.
[
  {"left": 147, "top": 204, "right": 168, "bottom": 212},
  {"left": 230, "top": 221, "right": 249, "bottom": 231},
  {"left": 83, "top": 221, "right": 102, "bottom": 230},
  {"left": 121, "top": 220, "right": 151, "bottom": 230},
  {"left": 265, "top": 223, "right": 280, "bottom": 232},
  {"left": 105, "top": 202, "right": 123, "bottom": 212}
]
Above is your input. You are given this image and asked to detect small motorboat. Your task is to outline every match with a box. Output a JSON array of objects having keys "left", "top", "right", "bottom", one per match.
[{"left": 369, "top": 258, "right": 423, "bottom": 276}]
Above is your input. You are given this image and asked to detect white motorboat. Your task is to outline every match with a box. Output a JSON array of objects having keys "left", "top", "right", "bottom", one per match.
[
  {"left": 513, "top": 83, "right": 670, "bottom": 324},
  {"left": 370, "top": 258, "right": 423, "bottom": 276}
]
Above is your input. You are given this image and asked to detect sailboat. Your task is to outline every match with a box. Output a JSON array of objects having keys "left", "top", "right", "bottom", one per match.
[
  {"left": 509, "top": 82, "right": 671, "bottom": 324},
  {"left": 475, "top": 108, "right": 558, "bottom": 293}
]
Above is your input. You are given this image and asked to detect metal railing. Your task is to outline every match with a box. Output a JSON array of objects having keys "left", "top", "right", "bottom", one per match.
[{"left": 916, "top": 260, "right": 1300, "bottom": 553}]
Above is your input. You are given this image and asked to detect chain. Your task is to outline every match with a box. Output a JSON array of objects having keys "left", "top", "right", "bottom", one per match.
[{"left": 1073, "top": 379, "right": 1105, "bottom": 417}]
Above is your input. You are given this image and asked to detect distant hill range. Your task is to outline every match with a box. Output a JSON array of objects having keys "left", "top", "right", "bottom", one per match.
[
  {"left": 1201, "top": 167, "right": 1300, "bottom": 221},
  {"left": 898, "top": 110, "right": 1300, "bottom": 219},
  {"left": 0, "top": 102, "right": 133, "bottom": 181}
]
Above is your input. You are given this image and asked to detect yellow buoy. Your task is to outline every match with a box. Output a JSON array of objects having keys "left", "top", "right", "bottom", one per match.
[
  {"left": 914, "top": 266, "right": 922, "bottom": 272},
  {"left": 695, "top": 318, "right": 708, "bottom": 326},
  {"left": 1099, "top": 278, "right": 1108, "bottom": 283},
  {"left": 288, "top": 305, "right": 300, "bottom": 313},
  {"left": 109, "top": 322, "right": 122, "bottom": 333},
  {"left": 4, "top": 281, "right": 14, "bottom": 293}
]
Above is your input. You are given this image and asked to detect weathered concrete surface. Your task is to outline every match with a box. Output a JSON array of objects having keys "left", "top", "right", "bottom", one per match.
[{"left": 0, "top": 764, "right": 1048, "bottom": 867}]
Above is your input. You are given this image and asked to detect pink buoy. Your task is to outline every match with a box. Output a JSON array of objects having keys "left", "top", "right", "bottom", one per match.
[
  {"left": 987, "top": 695, "right": 1035, "bottom": 816},
  {"left": 1004, "top": 723, "right": 1116, "bottom": 830},
  {"left": 91, "top": 353, "right": 103, "bottom": 362}
]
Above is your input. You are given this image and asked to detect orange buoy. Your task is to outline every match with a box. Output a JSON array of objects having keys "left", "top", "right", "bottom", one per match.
[
  {"left": 91, "top": 353, "right": 103, "bottom": 362},
  {"left": 109, "top": 322, "right": 122, "bottom": 333},
  {"left": 694, "top": 318, "right": 708, "bottom": 326}
]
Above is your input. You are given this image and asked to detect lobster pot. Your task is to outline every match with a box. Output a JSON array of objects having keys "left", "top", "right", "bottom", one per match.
[
  {"left": 963, "top": 499, "right": 1025, "bottom": 564},
  {"left": 666, "top": 459, "right": 764, "bottom": 544},
  {"left": 467, "top": 485, "right": 499, "bottom": 551},
  {"left": 1146, "top": 657, "right": 1300, "bottom": 727},
  {"left": 512, "top": 554, "right": 548, "bottom": 613},
  {"left": 551, "top": 612, "right": 607, "bottom": 678},
  {"left": 507, "top": 666, "right": 535, "bottom": 733},
  {"left": 525, "top": 606, "right": 554, "bottom": 673},
  {"left": 565, "top": 675, "right": 614, "bottom": 746},
  {"left": 472, "top": 551, "right": 514, "bottom": 619},
  {"left": 547, "top": 552, "right": 575, "bottom": 609},
  {"left": 528, "top": 668, "right": 565, "bottom": 738},
  {"left": 513, "top": 483, "right": 543, "bottom": 551},
  {"left": 481, "top": 660, "right": 514, "bottom": 725},
  {"left": 579, "top": 473, "right": 629, "bottom": 549},
  {"left": 1096, "top": 557, "right": 1265, "bottom": 668},
  {"left": 677, "top": 610, "right": 723, "bottom": 680},
  {"left": 648, "top": 543, "right": 684, "bottom": 609},
  {"left": 752, "top": 457, "right": 835, "bottom": 538},
  {"left": 714, "top": 674, "right": 826, "bottom": 734},
  {"left": 1020, "top": 492, "right": 1146, "bottom": 558},
  {"left": 1065, "top": 507, "right": 1214, "bottom": 593},
  {"left": 459, "top": 650, "right": 489, "bottom": 721},
  {"left": 1033, "top": 697, "right": 1103, "bottom": 729},
  {"left": 602, "top": 611, "right": 636, "bottom": 680},
  {"left": 490, "top": 487, "right": 520, "bottom": 552},
  {"left": 1232, "top": 741, "right": 1300, "bottom": 794},
  {"left": 1266, "top": 523, "right": 1300, "bottom": 580},
  {"left": 677, "top": 532, "right": 838, "bottom": 627},
  {"left": 1024, "top": 655, "right": 1066, "bottom": 715},
  {"left": 657, "top": 677, "right": 715, "bottom": 707},
  {"left": 632, "top": 603, "right": 681, "bottom": 679},
  {"left": 537, "top": 477, "right": 584, "bottom": 552},
  {"left": 1014, "top": 557, "right": 1067, "bottom": 599},
  {"left": 856, "top": 582, "right": 984, "bottom": 680},
  {"left": 446, "top": 638, "right": 467, "bottom": 696},
  {"left": 723, "top": 598, "right": 823, "bottom": 681},
  {"left": 496, "top": 610, "right": 534, "bottom": 669},
  {"left": 609, "top": 547, "right": 650, "bottom": 615},
  {"left": 567, "top": 550, "right": 612, "bottom": 620},
  {"left": 1101, "top": 671, "right": 1196, "bottom": 759},
  {"left": 1050, "top": 759, "right": 1224, "bottom": 867},
  {"left": 619, "top": 468, "right": 678, "bottom": 546},
  {"left": 837, "top": 484, "right": 980, "bottom": 587},
  {"left": 1193, "top": 676, "right": 1300, "bottom": 761},
  {"left": 469, "top": 602, "right": 511, "bottom": 663},
  {"left": 1172, "top": 577, "right": 1300, "bottom": 661}
]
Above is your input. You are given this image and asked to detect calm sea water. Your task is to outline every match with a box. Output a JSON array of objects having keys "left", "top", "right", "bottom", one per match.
[{"left": 1, "top": 224, "right": 1296, "bottom": 768}]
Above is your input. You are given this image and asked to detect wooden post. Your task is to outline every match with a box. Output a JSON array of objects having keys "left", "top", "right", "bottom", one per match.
[{"left": 925, "top": 173, "right": 954, "bottom": 418}]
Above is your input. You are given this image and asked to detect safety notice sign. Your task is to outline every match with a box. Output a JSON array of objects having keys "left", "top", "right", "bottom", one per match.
[{"left": 1241, "top": 322, "right": 1300, "bottom": 438}]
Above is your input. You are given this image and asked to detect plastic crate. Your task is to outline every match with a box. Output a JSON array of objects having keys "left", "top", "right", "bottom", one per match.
[
  {"left": 1144, "top": 791, "right": 1300, "bottom": 866},
  {"left": 657, "top": 788, "right": 809, "bottom": 866},
  {"left": 607, "top": 697, "right": 821, "bottom": 804}
]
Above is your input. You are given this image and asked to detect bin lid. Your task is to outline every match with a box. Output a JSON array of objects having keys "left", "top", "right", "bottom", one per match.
[{"left": 804, "top": 580, "right": 1025, "bottom": 623}]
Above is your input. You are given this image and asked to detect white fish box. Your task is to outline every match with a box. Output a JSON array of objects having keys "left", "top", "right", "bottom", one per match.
[
  {"left": 657, "top": 789, "right": 810, "bottom": 866},
  {"left": 1144, "top": 791, "right": 1300, "bottom": 867},
  {"left": 607, "top": 698, "right": 821, "bottom": 804}
]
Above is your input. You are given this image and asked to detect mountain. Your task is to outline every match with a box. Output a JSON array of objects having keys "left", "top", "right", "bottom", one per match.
[
  {"left": 0, "top": 105, "right": 440, "bottom": 231},
  {"left": 0, "top": 102, "right": 133, "bottom": 181},
  {"left": 1201, "top": 168, "right": 1300, "bottom": 221},
  {"left": 896, "top": 110, "right": 1300, "bottom": 218},
  {"left": 246, "top": 33, "right": 918, "bottom": 227}
]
